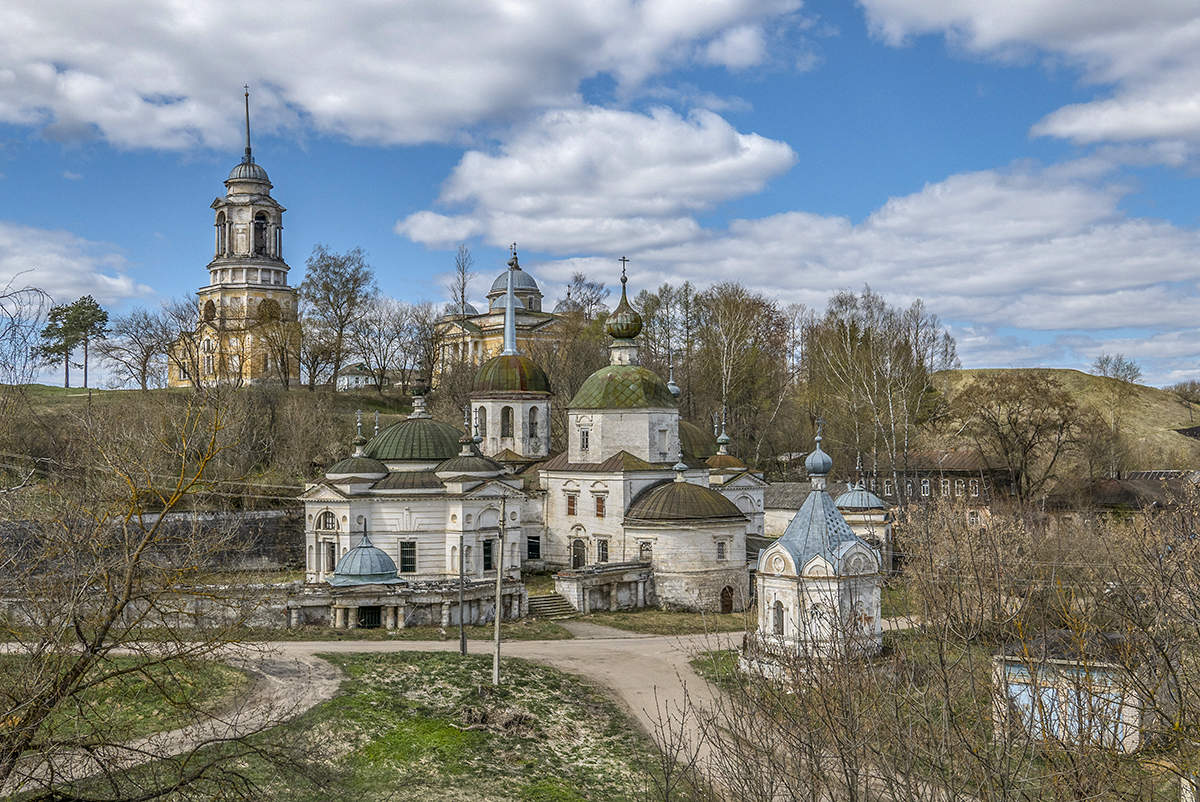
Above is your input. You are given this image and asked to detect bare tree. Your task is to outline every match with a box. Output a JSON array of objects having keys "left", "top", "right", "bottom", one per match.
[
  {"left": 1091, "top": 353, "right": 1142, "bottom": 478},
  {"left": 297, "top": 302, "right": 337, "bottom": 391},
  {"left": 157, "top": 297, "right": 205, "bottom": 391},
  {"left": 346, "top": 297, "right": 406, "bottom": 393},
  {"left": 97, "top": 307, "right": 168, "bottom": 390}
]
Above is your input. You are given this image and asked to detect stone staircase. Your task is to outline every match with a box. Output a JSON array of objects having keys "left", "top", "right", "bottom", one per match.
[{"left": 528, "top": 593, "right": 577, "bottom": 620}]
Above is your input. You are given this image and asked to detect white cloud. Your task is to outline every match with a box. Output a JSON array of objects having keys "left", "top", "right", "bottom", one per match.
[
  {"left": 0, "top": 0, "right": 800, "bottom": 149},
  {"left": 397, "top": 106, "right": 796, "bottom": 252},
  {"left": 703, "top": 25, "right": 766, "bottom": 69},
  {"left": 0, "top": 222, "right": 148, "bottom": 305},
  {"left": 61, "top": 170, "right": 82, "bottom": 180},
  {"left": 858, "top": 1, "right": 1200, "bottom": 146}
]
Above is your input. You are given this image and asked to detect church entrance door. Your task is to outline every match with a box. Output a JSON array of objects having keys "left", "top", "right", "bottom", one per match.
[
  {"left": 720, "top": 586, "right": 734, "bottom": 614},
  {"left": 571, "top": 539, "right": 586, "bottom": 569}
]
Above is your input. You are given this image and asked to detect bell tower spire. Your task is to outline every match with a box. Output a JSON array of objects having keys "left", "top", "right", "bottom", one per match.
[{"left": 243, "top": 84, "right": 253, "bottom": 164}]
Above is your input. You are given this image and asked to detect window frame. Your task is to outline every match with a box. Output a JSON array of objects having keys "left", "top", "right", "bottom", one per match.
[
  {"left": 594, "top": 495, "right": 606, "bottom": 518},
  {"left": 398, "top": 541, "right": 417, "bottom": 573},
  {"left": 596, "top": 539, "right": 609, "bottom": 563},
  {"left": 566, "top": 493, "right": 577, "bottom": 516}
]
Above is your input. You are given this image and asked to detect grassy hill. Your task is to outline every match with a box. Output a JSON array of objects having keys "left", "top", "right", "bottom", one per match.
[{"left": 934, "top": 368, "right": 1200, "bottom": 469}]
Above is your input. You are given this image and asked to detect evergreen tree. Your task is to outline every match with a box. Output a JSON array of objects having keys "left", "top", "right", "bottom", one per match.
[
  {"left": 36, "top": 304, "right": 80, "bottom": 388},
  {"left": 67, "top": 295, "right": 108, "bottom": 389}
]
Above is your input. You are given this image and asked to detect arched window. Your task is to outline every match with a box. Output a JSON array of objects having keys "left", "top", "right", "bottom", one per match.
[
  {"left": 501, "top": 406, "right": 514, "bottom": 438},
  {"left": 317, "top": 511, "right": 337, "bottom": 531},
  {"left": 773, "top": 600, "right": 784, "bottom": 636},
  {"left": 571, "top": 539, "right": 586, "bottom": 569},
  {"left": 215, "top": 212, "right": 227, "bottom": 256},
  {"left": 477, "top": 407, "right": 487, "bottom": 439},
  {"left": 203, "top": 300, "right": 216, "bottom": 321},
  {"left": 253, "top": 212, "right": 268, "bottom": 255},
  {"left": 528, "top": 407, "right": 538, "bottom": 441},
  {"left": 639, "top": 541, "right": 653, "bottom": 561}
]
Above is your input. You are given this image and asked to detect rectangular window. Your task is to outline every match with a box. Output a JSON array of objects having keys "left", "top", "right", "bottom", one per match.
[
  {"left": 579, "top": 428, "right": 590, "bottom": 451},
  {"left": 595, "top": 495, "right": 606, "bottom": 518},
  {"left": 526, "top": 534, "right": 541, "bottom": 560},
  {"left": 883, "top": 479, "right": 893, "bottom": 496},
  {"left": 716, "top": 541, "right": 727, "bottom": 561},
  {"left": 566, "top": 494, "right": 577, "bottom": 516},
  {"left": 941, "top": 479, "right": 951, "bottom": 497},
  {"left": 968, "top": 510, "right": 980, "bottom": 527},
  {"left": 398, "top": 541, "right": 416, "bottom": 573},
  {"left": 658, "top": 428, "right": 668, "bottom": 461},
  {"left": 325, "top": 541, "right": 336, "bottom": 572},
  {"left": 969, "top": 479, "right": 980, "bottom": 497},
  {"left": 921, "top": 478, "right": 930, "bottom": 497},
  {"left": 483, "top": 539, "right": 494, "bottom": 571},
  {"left": 905, "top": 480, "right": 913, "bottom": 497},
  {"left": 955, "top": 479, "right": 965, "bottom": 497},
  {"left": 597, "top": 539, "right": 609, "bottom": 563}
]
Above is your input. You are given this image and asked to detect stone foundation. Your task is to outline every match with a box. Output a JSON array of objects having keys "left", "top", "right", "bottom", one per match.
[
  {"left": 654, "top": 567, "right": 749, "bottom": 612},
  {"left": 287, "top": 579, "right": 528, "bottom": 629},
  {"left": 554, "top": 562, "right": 654, "bottom": 613}
]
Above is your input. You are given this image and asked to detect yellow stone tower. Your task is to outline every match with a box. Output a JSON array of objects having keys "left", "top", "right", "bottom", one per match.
[{"left": 168, "top": 88, "right": 300, "bottom": 388}]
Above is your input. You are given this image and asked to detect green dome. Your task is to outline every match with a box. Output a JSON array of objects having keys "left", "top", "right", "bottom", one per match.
[
  {"left": 569, "top": 364, "right": 676, "bottom": 409},
  {"left": 437, "top": 452, "right": 503, "bottom": 476},
  {"left": 679, "top": 420, "right": 717, "bottom": 460},
  {"left": 605, "top": 271, "right": 643, "bottom": 340},
  {"left": 473, "top": 354, "right": 551, "bottom": 395},
  {"left": 364, "top": 417, "right": 463, "bottom": 462},
  {"left": 326, "top": 456, "right": 388, "bottom": 476},
  {"left": 626, "top": 480, "right": 746, "bottom": 522}
]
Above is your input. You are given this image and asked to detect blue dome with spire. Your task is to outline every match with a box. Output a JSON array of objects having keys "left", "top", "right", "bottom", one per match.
[
  {"left": 329, "top": 533, "right": 402, "bottom": 586},
  {"left": 805, "top": 436, "right": 833, "bottom": 476}
]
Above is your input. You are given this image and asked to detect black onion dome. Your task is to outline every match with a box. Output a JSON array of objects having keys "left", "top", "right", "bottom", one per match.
[
  {"left": 605, "top": 274, "right": 643, "bottom": 340},
  {"left": 363, "top": 417, "right": 463, "bottom": 461},
  {"left": 626, "top": 480, "right": 746, "bottom": 522},
  {"left": 473, "top": 354, "right": 551, "bottom": 395}
]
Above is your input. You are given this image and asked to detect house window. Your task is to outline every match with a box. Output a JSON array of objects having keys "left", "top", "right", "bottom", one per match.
[
  {"left": 955, "top": 479, "right": 965, "bottom": 497},
  {"left": 969, "top": 479, "right": 980, "bottom": 497},
  {"left": 483, "top": 539, "right": 494, "bottom": 571},
  {"left": 905, "top": 480, "right": 913, "bottom": 497},
  {"left": 324, "top": 541, "right": 336, "bottom": 572},
  {"left": 317, "top": 511, "right": 337, "bottom": 531},
  {"left": 398, "top": 541, "right": 416, "bottom": 573},
  {"left": 941, "top": 479, "right": 951, "bottom": 497},
  {"left": 529, "top": 407, "right": 539, "bottom": 441},
  {"left": 921, "top": 479, "right": 930, "bottom": 497},
  {"left": 968, "top": 510, "right": 980, "bottom": 527},
  {"left": 526, "top": 534, "right": 541, "bottom": 560},
  {"left": 596, "top": 539, "right": 609, "bottom": 563},
  {"left": 501, "top": 406, "right": 514, "bottom": 438},
  {"left": 639, "top": 541, "right": 653, "bottom": 561},
  {"left": 477, "top": 406, "right": 487, "bottom": 438},
  {"left": 566, "top": 494, "right": 577, "bottom": 516},
  {"left": 579, "top": 428, "right": 590, "bottom": 451},
  {"left": 595, "top": 496, "right": 606, "bottom": 518},
  {"left": 883, "top": 479, "right": 893, "bottom": 496},
  {"left": 716, "top": 541, "right": 727, "bottom": 561}
]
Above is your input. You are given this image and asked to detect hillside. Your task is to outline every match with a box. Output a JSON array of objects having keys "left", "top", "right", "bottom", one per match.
[{"left": 934, "top": 368, "right": 1200, "bottom": 469}]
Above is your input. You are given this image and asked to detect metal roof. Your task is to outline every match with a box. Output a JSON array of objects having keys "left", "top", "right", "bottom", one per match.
[
  {"left": 326, "top": 456, "right": 388, "bottom": 477},
  {"left": 568, "top": 364, "right": 676, "bottom": 409},
  {"left": 489, "top": 267, "right": 540, "bottom": 294},
  {"left": 473, "top": 353, "right": 551, "bottom": 395},
  {"left": 679, "top": 420, "right": 717, "bottom": 460},
  {"left": 329, "top": 533, "right": 402, "bottom": 586},
  {"left": 227, "top": 158, "right": 270, "bottom": 184},
  {"left": 834, "top": 481, "right": 888, "bottom": 510},
  {"left": 371, "top": 470, "right": 444, "bottom": 490},
  {"left": 626, "top": 479, "right": 746, "bottom": 522},
  {"left": 363, "top": 417, "right": 462, "bottom": 462},
  {"left": 772, "top": 487, "right": 871, "bottom": 572},
  {"left": 540, "top": 450, "right": 659, "bottom": 473},
  {"left": 764, "top": 481, "right": 813, "bottom": 509}
]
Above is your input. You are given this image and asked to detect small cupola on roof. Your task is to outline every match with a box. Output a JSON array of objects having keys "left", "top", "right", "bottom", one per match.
[
  {"left": 363, "top": 392, "right": 463, "bottom": 464},
  {"left": 834, "top": 481, "right": 888, "bottom": 511},
  {"left": 487, "top": 249, "right": 542, "bottom": 311},
  {"left": 568, "top": 259, "right": 676, "bottom": 411},
  {"left": 706, "top": 412, "right": 746, "bottom": 470},
  {"left": 326, "top": 409, "right": 388, "bottom": 479}
]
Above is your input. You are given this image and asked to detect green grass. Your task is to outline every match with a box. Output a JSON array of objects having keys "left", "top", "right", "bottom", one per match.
[
  {"left": 881, "top": 582, "right": 913, "bottom": 619},
  {"left": 522, "top": 571, "right": 558, "bottom": 596},
  {"left": 71, "top": 652, "right": 664, "bottom": 800},
  {"left": 230, "top": 617, "right": 574, "bottom": 641},
  {"left": 3, "top": 656, "right": 249, "bottom": 744},
  {"left": 577, "top": 607, "right": 752, "bottom": 635},
  {"left": 689, "top": 649, "right": 741, "bottom": 690}
]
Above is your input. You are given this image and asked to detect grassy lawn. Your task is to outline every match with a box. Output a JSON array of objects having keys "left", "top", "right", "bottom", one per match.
[
  {"left": 74, "top": 652, "right": 668, "bottom": 800},
  {"left": 577, "top": 607, "right": 752, "bottom": 635},
  {"left": 881, "top": 581, "right": 913, "bottom": 619},
  {"left": 233, "top": 618, "right": 574, "bottom": 641},
  {"left": 522, "top": 571, "right": 558, "bottom": 596},
  {"left": 689, "top": 649, "right": 741, "bottom": 690},
  {"left": 3, "top": 656, "right": 249, "bottom": 744}
]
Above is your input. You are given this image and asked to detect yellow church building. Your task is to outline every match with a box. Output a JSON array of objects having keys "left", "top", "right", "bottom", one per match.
[{"left": 168, "top": 91, "right": 300, "bottom": 388}]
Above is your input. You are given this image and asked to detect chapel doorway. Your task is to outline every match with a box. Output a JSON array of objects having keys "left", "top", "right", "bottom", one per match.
[
  {"left": 571, "top": 539, "right": 586, "bottom": 569},
  {"left": 358, "top": 606, "right": 382, "bottom": 629},
  {"left": 720, "top": 586, "right": 734, "bottom": 614}
]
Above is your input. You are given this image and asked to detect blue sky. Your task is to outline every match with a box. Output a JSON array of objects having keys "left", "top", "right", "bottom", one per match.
[{"left": 2, "top": 1, "right": 1199, "bottom": 384}]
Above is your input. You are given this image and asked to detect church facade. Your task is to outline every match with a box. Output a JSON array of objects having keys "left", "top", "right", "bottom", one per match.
[
  {"left": 294, "top": 257, "right": 766, "bottom": 623},
  {"left": 168, "top": 91, "right": 300, "bottom": 388}
]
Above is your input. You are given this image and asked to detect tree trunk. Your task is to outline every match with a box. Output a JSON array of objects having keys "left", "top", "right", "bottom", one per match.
[
  {"left": 63, "top": 353, "right": 69, "bottom": 388},
  {"left": 82, "top": 337, "right": 89, "bottom": 389}
]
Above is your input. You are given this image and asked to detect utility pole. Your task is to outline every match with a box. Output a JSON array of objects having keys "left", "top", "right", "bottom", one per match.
[
  {"left": 458, "top": 525, "right": 467, "bottom": 656},
  {"left": 492, "top": 495, "right": 506, "bottom": 686}
]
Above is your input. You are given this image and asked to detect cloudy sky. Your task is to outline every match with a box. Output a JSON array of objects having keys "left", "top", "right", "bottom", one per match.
[{"left": 3, "top": 1, "right": 1200, "bottom": 384}]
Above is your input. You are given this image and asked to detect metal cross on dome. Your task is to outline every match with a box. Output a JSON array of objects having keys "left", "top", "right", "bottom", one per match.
[
  {"left": 509, "top": 242, "right": 518, "bottom": 257},
  {"left": 815, "top": 416, "right": 825, "bottom": 440}
]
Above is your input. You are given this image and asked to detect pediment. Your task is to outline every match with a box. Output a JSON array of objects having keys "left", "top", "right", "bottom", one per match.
[
  {"left": 719, "top": 471, "right": 768, "bottom": 488},
  {"left": 802, "top": 554, "right": 834, "bottom": 577},
  {"left": 299, "top": 483, "right": 349, "bottom": 501},
  {"left": 758, "top": 544, "right": 795, "bottom": 576},
  {"left": 462, "top": 479, "right": 526, "bottom": 499}
]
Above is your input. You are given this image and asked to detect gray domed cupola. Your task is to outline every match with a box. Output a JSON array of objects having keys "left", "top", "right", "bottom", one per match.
[
  {"left": 805, "top": 419, "right": 834, "bottom": 487},
  {"left": 606, "top": 257, "right": 643, "bottom": 366}
]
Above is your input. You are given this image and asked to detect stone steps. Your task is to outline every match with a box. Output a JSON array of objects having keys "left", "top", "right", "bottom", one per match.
[{"left": 528, "top": 593, "right": 577, "bottom": 620}]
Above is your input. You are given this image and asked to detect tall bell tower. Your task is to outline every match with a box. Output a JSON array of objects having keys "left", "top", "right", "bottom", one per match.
[{"left": 168, "top": 88, "right": 300, "bottom": 387}]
